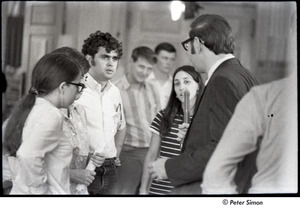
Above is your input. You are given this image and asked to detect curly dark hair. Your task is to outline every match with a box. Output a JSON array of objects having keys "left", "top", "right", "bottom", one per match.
[{"left": 81, "top": 30, "right": 123, "bottom": 58}]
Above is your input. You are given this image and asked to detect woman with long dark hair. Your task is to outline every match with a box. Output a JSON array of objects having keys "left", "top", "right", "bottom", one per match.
[
  {"left": 3, "top": 53, "right": 84, "bottom": 194},
  {"left": 139, "top": 65, "right": 204, "bottom": 195}
]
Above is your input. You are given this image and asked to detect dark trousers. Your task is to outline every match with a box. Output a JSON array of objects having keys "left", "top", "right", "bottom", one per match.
[
  {"left": 112, "top": 145, "right": 148, "bottom": 194},
  {"left": 87, "top": 158, "right": 117, "bottom": 195}
]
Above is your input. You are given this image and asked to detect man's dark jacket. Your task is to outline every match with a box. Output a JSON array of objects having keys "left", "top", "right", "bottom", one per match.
[{"left": 165, "top": 58, "right": 259, "bottom": 193}]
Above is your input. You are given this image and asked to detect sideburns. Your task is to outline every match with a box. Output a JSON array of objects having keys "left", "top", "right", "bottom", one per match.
[
  {"left": 191, "top": 39, "right": 196, "bottom": 54},
  {"left": 91, "top": 58, "right": 95, "bottom": 66}
]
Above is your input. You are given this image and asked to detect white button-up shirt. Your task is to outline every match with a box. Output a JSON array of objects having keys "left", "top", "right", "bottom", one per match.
[{"left": 75, "top": 73, "right": 125, "bottom": 158}]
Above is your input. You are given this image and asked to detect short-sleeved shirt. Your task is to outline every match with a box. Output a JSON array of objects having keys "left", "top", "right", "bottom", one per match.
[
  {"left": 75, "top": 73, "right": 126, "bottom": 158},
  {"left": 149, "top": 110, "right": 192, "bottom": 195}
]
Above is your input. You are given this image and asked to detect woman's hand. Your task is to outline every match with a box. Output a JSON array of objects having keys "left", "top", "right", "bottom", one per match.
[
  {"left": 175, "top": 123, "right": 190, "bottom": 142},
  {"left": 90, "top": 152, "right": 105, "bottom": 167},
  {"left": 70, "top": 169, "right": 96, "bottom": 186}
]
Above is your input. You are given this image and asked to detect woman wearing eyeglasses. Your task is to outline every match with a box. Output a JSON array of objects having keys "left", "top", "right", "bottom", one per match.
[
  {"left": 3, "top": 53, "right": 85, "bottom": 194},
  {"left": 51, "top": 47, "right": 104, "bottom": 195}
]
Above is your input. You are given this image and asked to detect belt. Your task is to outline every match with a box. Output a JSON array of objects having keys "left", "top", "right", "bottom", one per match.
[{"left": 101, "top": 157, "right": 116, "bottom": 167}]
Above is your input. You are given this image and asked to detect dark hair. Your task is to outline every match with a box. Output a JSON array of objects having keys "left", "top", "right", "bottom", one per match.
[
  {"left": 131, "top": 46, "right": 157, "bottom": 64},
  {"left": 155, "top": 42, "right": 176, "bottom": 54},
  {"left": 160, "top": 65, "right": 203, "bottom": 137},
  {"left": 51, "top": 47, "right": 90, "bottom": 74},
  {"left": 3, "top": 53, "right": 81, "bottom": 157},
  {"left": 189, "top": 14, "right": 235, "bottom": 55},
  {"left": 81, "top": 30, "right": 123, "bottom": 59}
]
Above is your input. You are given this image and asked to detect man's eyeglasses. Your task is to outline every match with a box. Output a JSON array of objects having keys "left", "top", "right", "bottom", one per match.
[
  {"left": 68, "top": 82, "right": 86, "bottom": 93},
  {"left": 181, "top": 37, "right": 205, "bottom": 51}
]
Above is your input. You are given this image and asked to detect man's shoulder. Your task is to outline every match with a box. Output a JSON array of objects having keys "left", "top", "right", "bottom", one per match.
[{"left": 214, "top": 59, "right": 258, "bottom": 86}]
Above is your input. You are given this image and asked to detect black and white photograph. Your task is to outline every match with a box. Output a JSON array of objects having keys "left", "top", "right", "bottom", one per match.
[{"left": 1, "top": 1, "right": 298, "bottom": 208}]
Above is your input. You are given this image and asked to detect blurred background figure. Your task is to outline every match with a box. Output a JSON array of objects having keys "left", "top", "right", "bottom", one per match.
[
  {"left": 146, "top": 42, "right": 177, "bottom": 109},
  {"left": 113, "top": 46, "right": 160, "bottom": 194}
]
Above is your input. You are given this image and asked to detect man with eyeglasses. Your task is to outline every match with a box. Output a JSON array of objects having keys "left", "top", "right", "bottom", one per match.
[
  {"left": 75, "top": 31, "right": 126, "bottom": 195},
  {"left": 149, "top": 14, "right": 259, "bottom": 194}
]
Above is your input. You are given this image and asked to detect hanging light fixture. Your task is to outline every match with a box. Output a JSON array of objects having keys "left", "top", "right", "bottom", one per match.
[{"left": 170, "top": 1, "right": 185, "bottom": 21}]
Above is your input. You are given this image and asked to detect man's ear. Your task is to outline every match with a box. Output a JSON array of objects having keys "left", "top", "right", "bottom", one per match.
[
  {"left": 58, "top": 82, "right": 67, "bottom": 94},
  {"left": 193, "top": 37, "right": 203, "bottom": 54},
  {"left": 85, "top": 54, "right": 94, "bottom": 66}
]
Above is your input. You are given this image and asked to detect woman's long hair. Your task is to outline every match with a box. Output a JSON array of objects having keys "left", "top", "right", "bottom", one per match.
[
  {"left": 160, "top": 65, "right": 204, "bottom": 137},
  {"left": 3, "top": 53, "right": 81, "bottom": 157}
]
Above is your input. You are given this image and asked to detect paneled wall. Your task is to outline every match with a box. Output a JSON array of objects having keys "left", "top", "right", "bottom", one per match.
[
  {"left": 21, "top": 2, "right": 64, "bottom": 91},
  {"left": 64, "top": 2, "right": 128, "bottom": 81}
]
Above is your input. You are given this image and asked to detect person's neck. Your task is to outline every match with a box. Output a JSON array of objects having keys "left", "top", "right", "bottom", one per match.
[
  {"left": 126, "top": 74, "right": 143, "bottom": 89},
  {"left": 40, "top": 93, "right": 60, "bottom": 108},
  {"left": 206, "top": 53, "right": 232, "bottom": 73},
  {"left": 89, "top": 69, "right": 109, "bottom": 91},
  {"left": 154, "top": 68, "right": 169, "bottom": 84}
]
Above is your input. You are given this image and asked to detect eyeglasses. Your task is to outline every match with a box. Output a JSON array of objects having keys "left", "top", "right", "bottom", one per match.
[
  {"left": 68, "top": 82, "right": 86, "bottom": 93},
  {"left": 181, "top": 37, "right": 194, "bottom": 51},
  {"left": 181, "top": 37, "right": 205, "bottom": 51}
]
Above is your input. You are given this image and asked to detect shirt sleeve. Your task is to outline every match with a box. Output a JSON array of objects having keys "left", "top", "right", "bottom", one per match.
[
  {"left": 17, "top": 110, "right": 63, "bottom": 194},
  {"left": 201, "top": 89, "right": 264, "bottom": 194}
]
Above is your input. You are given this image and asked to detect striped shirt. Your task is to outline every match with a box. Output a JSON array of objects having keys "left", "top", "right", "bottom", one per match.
[
  {"left": 149, "top": 110, "right": 192, "bottom": 195},
  {"left": 115, "top": 75, "right": 161, "bottom": 148}
]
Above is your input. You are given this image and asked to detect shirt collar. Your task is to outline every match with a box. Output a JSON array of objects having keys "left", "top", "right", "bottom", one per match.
[
  {"left": 122, "top": 75, "right": 146, "bottom": 90},
  {"left": 147, "top": 71, "right": 172, "bottom": 81},
  {"left": 205, "top": 54, "right": 235, "bottom": 86},
  {"left": 85, "top": 72, "right": 112, "bottom": 92}
]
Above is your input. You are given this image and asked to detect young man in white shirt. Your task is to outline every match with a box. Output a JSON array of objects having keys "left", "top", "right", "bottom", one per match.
[{"left": 76, "top": 30, "right": 126, "bottom": 195}]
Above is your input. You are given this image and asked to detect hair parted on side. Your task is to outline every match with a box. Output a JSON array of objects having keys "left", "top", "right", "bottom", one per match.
[
  {"left": 155, "top": 42, "right": 176, "bottom": 54},
  {"left": 81, "top": 30, "right": 123, "bottom": 59},
  {"left": 189, "top": 14, "right": 235, "bottom": 55},
  {"left": 131, "top": 46, "right": 157, "bottom": 64}
]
